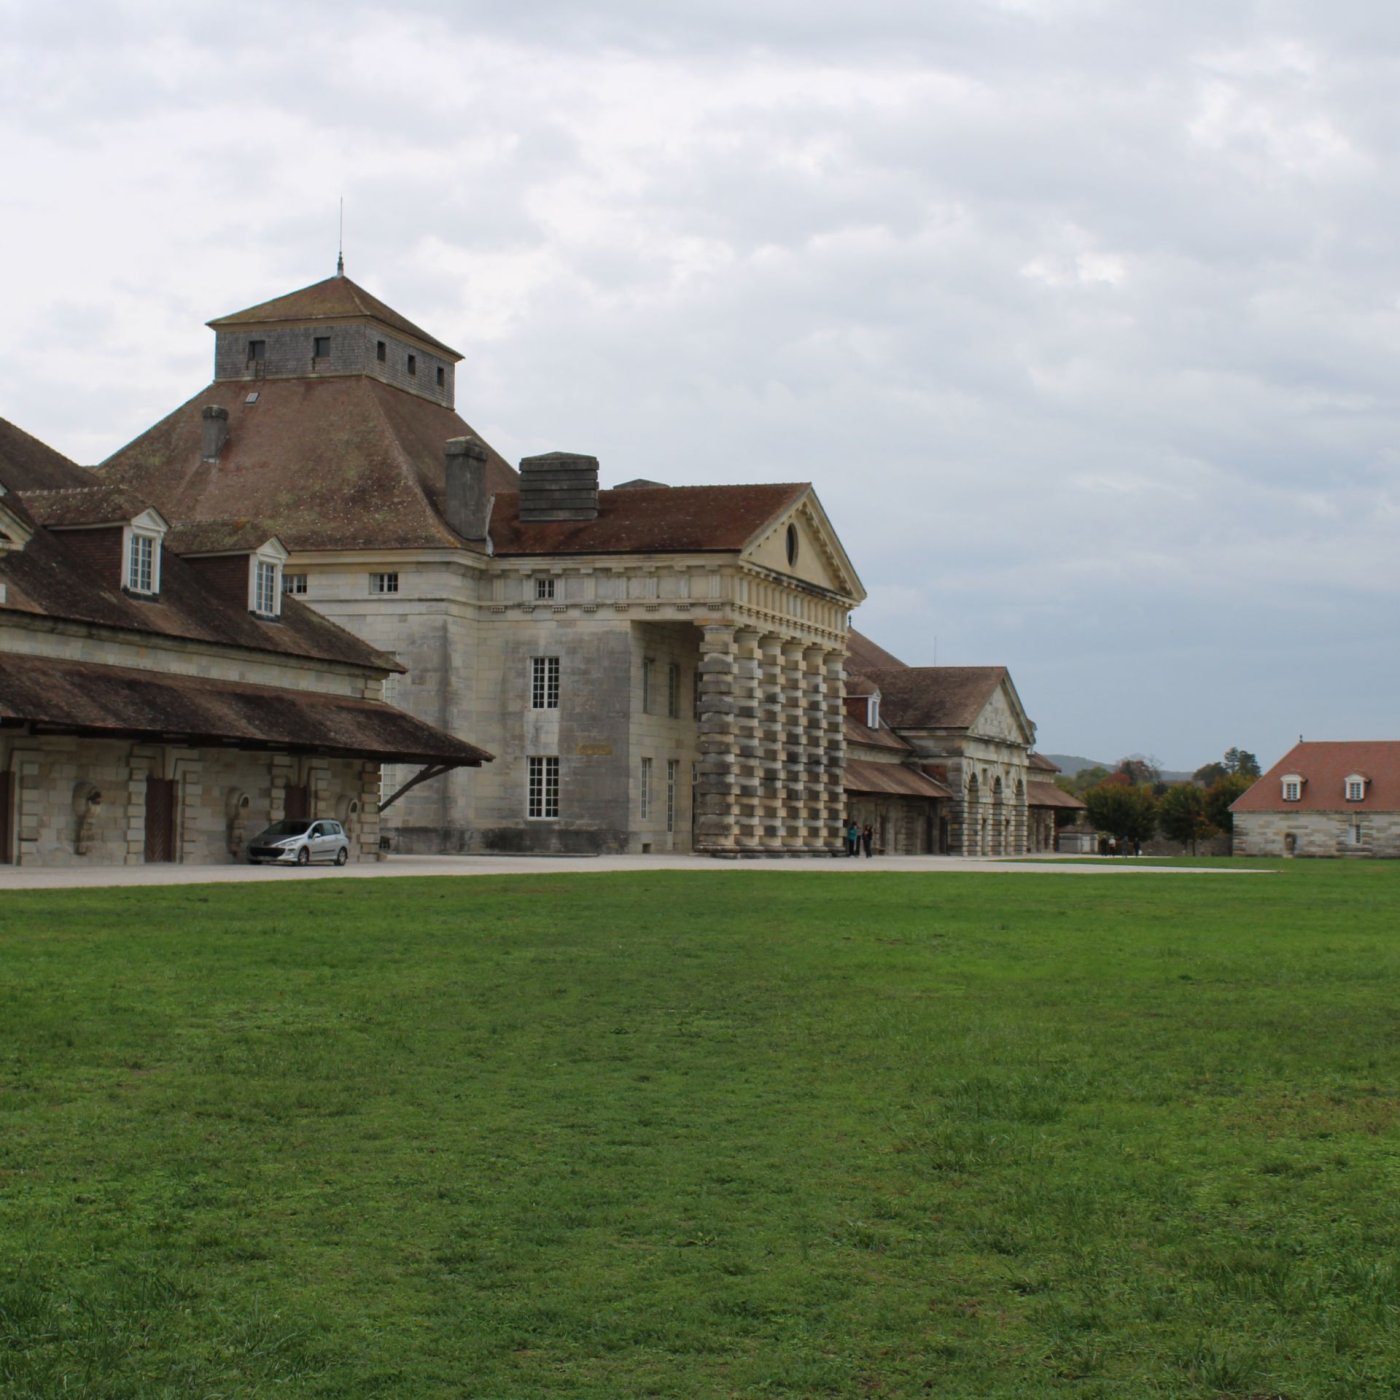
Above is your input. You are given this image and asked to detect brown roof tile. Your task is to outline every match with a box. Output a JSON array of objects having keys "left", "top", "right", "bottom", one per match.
[
  {"left": 1027, "top": 780, "right": 1086, "bottom": 810},
  {"left": 19, "top": 483, "right": 153, "bottom": 529},
  {"left": 0, "top": 653, "right": 489, "bottom": 765},
  {"left": 0, "top": 417, "right": 93, "bottom": 493},
  {"left": 488, "top": 483, "right": 808, "bottom": 556},
  {"left": 844, "top": 759, "right": 952, "bottom": 800},
  {"left": 209, "top": 274, "right": 460, "bottom": 358},
  {"left": 1028, "top": 752, "right": 1061, "bottom": 773},
  {"left": 846, "top": 628, "right": 909, "bottom": 673},
  {"left": 1, "top": 521, "right": 398, "bottom": 672},
  {"left": 844, "top": 713, "right": 913, "bottom": 752},
  {"left": 98, "top": 377, "right": 518, "bottom": 552},
  {"left": 1232, "top": 741, "right": 1400, "bottom": 812},
  {"left": 864, "top": 666, "right": 1010, "bottom": 730},
  {"left": 166, "top": 519, "right": 281, "bottom": 555}
]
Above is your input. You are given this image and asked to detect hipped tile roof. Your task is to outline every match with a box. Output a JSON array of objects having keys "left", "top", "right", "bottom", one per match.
[
  {"left": 846, "top": 628, "right": 909, "bottom": 672},
  {"left": 99, "top": 377, "right": 519, "bottom": 552},
  {"left": 209, "top": 274, "right": 460, "bottom": 358},
  {"left": 0, "top": 654, "right": 490, "bottom": 766},
  {"left": 1232, "top": 741, "right": 1400, "bottom": 812},
  {"left": 0, "top": 417, "right": 93, "bottom": 493},
  {"left": 1027, "top": 780, "right": 1086, "bottom": 810},
  {"left": 488, "top": 483, "right": 809, "bottom": 556}
]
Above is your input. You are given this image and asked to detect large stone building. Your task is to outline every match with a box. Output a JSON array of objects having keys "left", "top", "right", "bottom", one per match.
[
  {"left": 0, "top": 417, "right": 489, "bottom": 868},
  {"left": 1232, "top": 741, "right": 1400, "bottom": 858},
  {"left": 98, "top": 270, "right": 866, "bottom": 856}
]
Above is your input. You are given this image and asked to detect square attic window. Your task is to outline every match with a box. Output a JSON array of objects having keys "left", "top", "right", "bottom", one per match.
[{"left": 314, "top": 335, "right": 331, "bottom": 358}]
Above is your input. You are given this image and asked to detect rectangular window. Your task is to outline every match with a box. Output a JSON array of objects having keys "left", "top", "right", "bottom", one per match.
[
  {"left": 527, "top": 756, "right": 559, "bottom": 819},
  {"left": 640, "top": 757, "right": 653, "bottom": 820},
  {"left": 1283, "top": 780, "right": 1301, "bottom": 802},
  {"left": 436, "top": 366, "right": 445, "bottom": 388},
  {"left": 667, "top": 759, "right": 678, "bottom": 833},
  {"left": 128, "top": 534, "right": 155, "bottom": 593},
  {"left": 1346, "top": 779, "right": 1365, "bottom": 801},
  {"left": 377, "top": 340, "right": 386, "bottom": 362},
  {"left": 313, "top": 336, "right": 331, "bottom": 358},
  {"left": 407, "top": 354, "right": 417, "bottom": 376},
  {"left": 283, "top": 572, "right": 308, "bottom": 595},
  {"left": 246, "top": 339, "right": 265, "bottom": 363},
  {"left": 253, "top": 560, "right": 279, "bottom": 616},
  {"left": 642, "top": 656, "right": 655, "bottom": 714},
  {"left": 370, "top": 572, "right": 399, "bottom": 594},
  {"left": 531, "top": 656, "right": 560, "bottom": 710},
  {"left": 667, "top": 662, "right": 680, "bottom": 719},
  {"left": 535, "top": 576, "right": 556, "bottom": 600}
]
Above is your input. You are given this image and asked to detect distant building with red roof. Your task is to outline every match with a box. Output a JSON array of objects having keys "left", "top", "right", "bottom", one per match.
[{"left": 1232, "top": 741, "right": 1400, "bottom": 858}]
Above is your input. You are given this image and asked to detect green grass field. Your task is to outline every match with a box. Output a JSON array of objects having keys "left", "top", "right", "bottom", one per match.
[{"left": 3, "top": 861, "right": 1399, "bottom": 1398}]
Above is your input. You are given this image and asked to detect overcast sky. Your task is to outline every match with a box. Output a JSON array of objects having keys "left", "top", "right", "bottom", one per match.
[{"left": 4, "top": 0, "right": 1398, "bottom": 770}]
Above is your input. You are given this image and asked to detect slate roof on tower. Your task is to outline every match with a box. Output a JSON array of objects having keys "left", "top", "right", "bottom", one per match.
[{"left": 208, "top": 274, "right": 461, "bottom": 358}]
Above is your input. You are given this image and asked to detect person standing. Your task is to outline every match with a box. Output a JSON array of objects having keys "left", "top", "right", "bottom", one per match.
[
  {"left": 861, "top": 823, "right": 874, "bottom": 858},
  {"left": 846, "top": 818, "right": 860, "bottom": 856}
]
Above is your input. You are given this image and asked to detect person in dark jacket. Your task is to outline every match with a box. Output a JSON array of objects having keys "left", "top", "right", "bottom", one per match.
[{"left": 861, "top": 823, "right": 874, "bottom": 858}]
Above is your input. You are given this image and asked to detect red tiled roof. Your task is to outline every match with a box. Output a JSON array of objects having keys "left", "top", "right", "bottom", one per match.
[
  {"left": 1027, "top": 780, "right": 1085, "bottom": 810},
  {"left": 844, "top": 759, "right": 952, "bottom": 800},
  {"left": 488, "top": 483, "right": 809, "bottom": 556},
  {"left": 863, "top": 666, "right": 1010, "bottom": 730},
  {"left": 1232, "top": 741, "right": 1400, "bottom": 812},
  {"left": 0, "top": 418, "right": 94, "bottom": 493},
  {"left": 208, "top": 274, "right": 460, "bottom": 358},
  {"left": 0, "top": 653, "right": 490, "bottom": 766},
  {"left": 846, "top": 628, "right": 908, "bottom": 672},
  {"left": 98, "top": 376, "right": 519, "bottom": 552}
]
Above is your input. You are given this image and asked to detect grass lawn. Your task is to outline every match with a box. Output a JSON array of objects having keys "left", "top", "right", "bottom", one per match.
[{"left": 3, "top": 861, "right": 1400, "bottom": 1398}]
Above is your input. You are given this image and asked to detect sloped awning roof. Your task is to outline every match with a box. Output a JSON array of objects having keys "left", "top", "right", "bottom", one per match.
[
  {"left": 844, "top": 759, "right": 952, "bottom": 800},
  {"left": 1027, "top": 780, "right": 1085, "bottom": 810},
  {"left": 0, "top": 653, "right": 492, "bottom": 767}
]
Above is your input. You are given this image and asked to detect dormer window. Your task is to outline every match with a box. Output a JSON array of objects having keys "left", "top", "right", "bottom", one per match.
[
  {"left": 867, "top": 693, "right": 880, "bottom": 729},
  {"left": 248, "top": 538, "right": 289, "bottom": 619},
  {"left": 122, "top": 510, "right": 168, "bottom": 598},
  {"left": 1345, "top": 774, "right": 1368, "bottom": 802},
  {"left": 1281, "top": 774, "right": 1303, "bottom": 802}
]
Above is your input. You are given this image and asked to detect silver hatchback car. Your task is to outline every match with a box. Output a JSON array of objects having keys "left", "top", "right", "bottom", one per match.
[{"left": 247, "top": 818, "right": 350, "bottom": 866}]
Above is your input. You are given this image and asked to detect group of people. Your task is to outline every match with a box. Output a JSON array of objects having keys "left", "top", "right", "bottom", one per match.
[{"left": 845, "top": 819, "right": 874, "bottom": 858}]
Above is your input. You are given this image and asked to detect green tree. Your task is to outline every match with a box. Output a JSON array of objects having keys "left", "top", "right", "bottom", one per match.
[
  {"left": 1157, "top": 783, "right": 1217, "bottom": 853},
  {"left": 1192, "top": 760, "right": 1228, "bottom": 786},
  {"left": 1205, "top": 773, "right": 1253, "bottom": 842},
  {"left": 1082, "top": 782, "right": 1158, "bottom": 851},
  {"left": 1223, "top": 747, "right": 1261, "bottom": 779}
]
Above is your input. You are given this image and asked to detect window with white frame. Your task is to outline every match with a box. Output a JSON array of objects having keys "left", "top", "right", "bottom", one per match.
[
  {"left": 1345, "top": 774, "right": 1367, "bottom": 802},
  {"left": 666, "top": 759, "right": 678, "bottom": 833},
  {"left": 1351, "top": 820, "right": 1364, "bottom": 844},
  {"left": 667, "top": 663, "right": 680, "bottom": 718},
  {"left": 640, "top": 757, "right": 653, "bottom": 820},
  {"left": 370, "top": 572, "right": 399, "bottom": 594},
  {"left": 283, "top": 573, "right": 308, "bottom": 595},
  {"left": 867, "top": 693, "right": 880, "bottom": 729},
  {"left": 642, "top": 656, "right": 655, "bottom": 714},
  {"left": 253, "top": 559, "right": 279, "bottom": 617},
  {"left": 535, "top": 576, "right": 556, "bottom": 601},
  {"left": 527, "top": 756, "right": 559, "bottom": 819},
  {"left": 122, "top": 512, "right": 167, "bottom": 597},
  {"left": 1281, "top": 775, "right": 1302, "bottom": 802},
  {"left": 531, "top": 656, "right": 560, "bottom": 710}
]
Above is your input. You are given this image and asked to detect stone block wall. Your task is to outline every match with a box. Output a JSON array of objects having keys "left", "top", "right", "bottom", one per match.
[{"left": 1234, "top": 810, "right": 1400, "bottom": 859}]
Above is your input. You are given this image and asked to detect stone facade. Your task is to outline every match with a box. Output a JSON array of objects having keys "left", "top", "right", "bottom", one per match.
[{"left": 1234, "top": 811, "right": 1400, "bottom": 859}]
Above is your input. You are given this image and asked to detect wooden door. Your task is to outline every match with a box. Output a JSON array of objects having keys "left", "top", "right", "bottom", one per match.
[
  {"left": 145, "top": 777, "right": 177, "bottom": 863},
  {"left": 284, "top": 784, "right": 309, "bottom": 821}
]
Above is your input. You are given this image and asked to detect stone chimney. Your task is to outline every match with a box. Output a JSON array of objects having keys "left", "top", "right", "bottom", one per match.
[
  {"left": 443, "top": 436, "right": 490, "bottom": 541},
  {"left": 519, "top": 451, "right": 600, "bottom": 522},
  {"left": 201, "top": 406, "right": 230, "bottom": 462}
]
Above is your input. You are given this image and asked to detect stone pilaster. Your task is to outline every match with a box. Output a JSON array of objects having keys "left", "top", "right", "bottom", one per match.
[
  {"left": 733, "top": 628, "right": 762, "bottom": 848},
  {"left": 758, "top": 634, "right": 784, "bottom": 848},
  {"left": 695, "top": 624, "right": 739, "bottom": 852},
  {"left": 822, "top": 649, "right": 846, "bottom": 851},
  {"left": 803, "top": 645, "right": 827, "bottom": 849},
  {"left": 780, "top": 641, "right": 807, "bottom": 850}
]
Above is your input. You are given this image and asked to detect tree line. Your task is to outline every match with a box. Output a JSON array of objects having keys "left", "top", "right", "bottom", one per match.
[{"left": 1055, "top": 748, "right": 1261, "bottom": 853}]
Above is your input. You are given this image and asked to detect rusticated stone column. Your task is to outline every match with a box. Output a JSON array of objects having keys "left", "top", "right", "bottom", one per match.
[
  {"left": 758, "top": 634, "right": 784, "bottom": 849},
  {"left": 695, "top": 624, "right": 739, "bottom": 853},
  {"left": 733, "top": 628, "right": 762, "bottom": 848},
  {"left": 822, "top": 649, "right": 846, "bottom": 851},
  {"left": 803, "top": 645, "right": 828, "bottom": 850},
  {"left": 781, "top": 640, "right": 807, "bottom": 850}
]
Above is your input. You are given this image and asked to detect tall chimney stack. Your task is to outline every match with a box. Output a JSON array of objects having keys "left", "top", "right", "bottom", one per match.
[
  {"left": 518, "top": 451, "right": 599, "bottom": 522},
  {"left": 201, "top": 405, "right": 230, "bottom": 462},
  {"left": 444, "top": 436, "right": 490, "bottom": 541}
]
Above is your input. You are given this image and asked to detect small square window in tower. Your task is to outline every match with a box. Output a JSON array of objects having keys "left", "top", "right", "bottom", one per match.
[
  {"left": 246, "top": 339, "right": 265, "bottom": 364},
  {"left": 406, "top": 354, "right": 417, "bottom": 376},
  {"left": 436, "top": 366, "right": 445, "bottom": 388},
  {"left": 314, "top": 336, "right": 330, "bottom": 358},
  {"left": 376, "top": 340, "right": 386, "bottom": 362}
]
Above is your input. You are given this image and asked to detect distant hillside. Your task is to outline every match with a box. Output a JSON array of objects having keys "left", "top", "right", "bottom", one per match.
[{"left": 1043, "top": 753, "right": 1192, "bottom": 783}]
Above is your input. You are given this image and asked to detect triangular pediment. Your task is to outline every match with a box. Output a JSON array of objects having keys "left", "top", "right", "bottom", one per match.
[
  {"left": 970, "top": 675, "right": 1036, "bottom": 747},
  {"left": 741, "top": 488, "right": 865, "bottom": 603}
]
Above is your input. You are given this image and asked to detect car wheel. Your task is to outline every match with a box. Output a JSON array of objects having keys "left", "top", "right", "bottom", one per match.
[
  {"left": 335, "top": 847, "right": 348, "bottom": 866},
  {"left": 296, "top": 847, "right": 310, "bottom": 865}
]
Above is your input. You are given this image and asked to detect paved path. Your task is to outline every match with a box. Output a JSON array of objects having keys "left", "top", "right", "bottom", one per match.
[{"left": 0, "top": 852, "right": 1268, "bottom": 891}]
